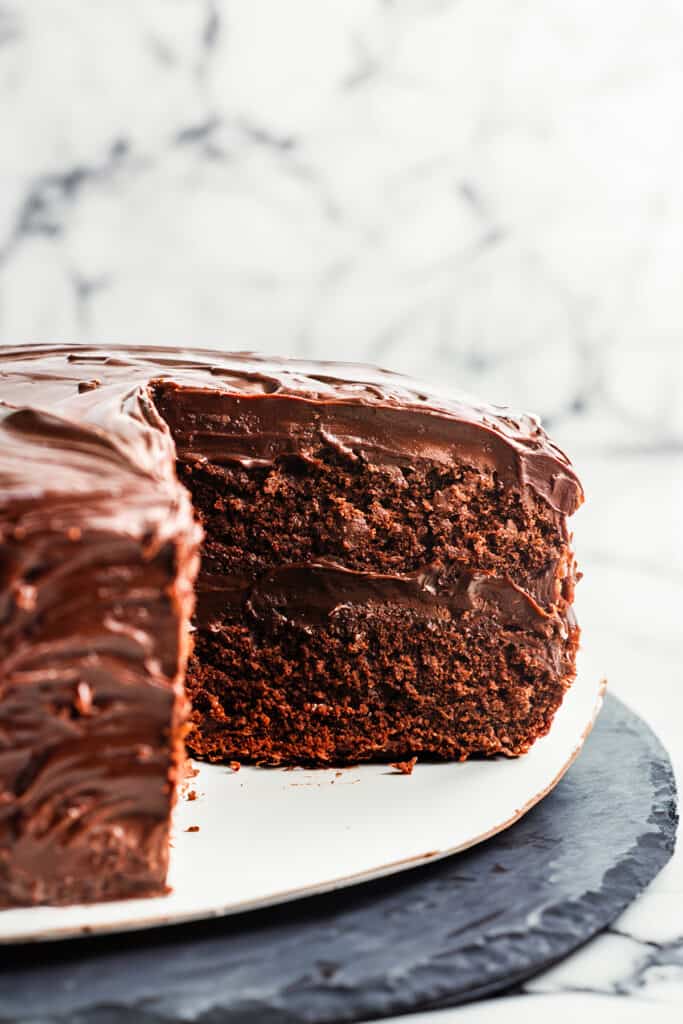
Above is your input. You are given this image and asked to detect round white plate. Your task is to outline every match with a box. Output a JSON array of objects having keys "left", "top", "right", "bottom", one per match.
[{"left": 0, "top": 656, "right": 605, "bottom": 943}]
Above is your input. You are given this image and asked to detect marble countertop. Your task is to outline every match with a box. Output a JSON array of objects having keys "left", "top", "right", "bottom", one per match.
[
  {"left": 0, "top": 1, "right": 681, "bottom": 1017},
  {"left": 1, "top": 1, "right": 682, "bottom": 457}
]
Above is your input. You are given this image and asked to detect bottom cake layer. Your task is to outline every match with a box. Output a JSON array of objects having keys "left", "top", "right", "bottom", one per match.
[{"left": 186, "top": 581, "right": 578, "bottom": 766}]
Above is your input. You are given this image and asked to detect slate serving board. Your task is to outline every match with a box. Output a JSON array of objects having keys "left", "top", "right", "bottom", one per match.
[{"left": 0, "top": 694, "right": 677, "bottom": 1024}]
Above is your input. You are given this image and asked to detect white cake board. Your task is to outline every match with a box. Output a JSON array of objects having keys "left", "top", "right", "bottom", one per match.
[{"left": 0, "top": 652, "right": 605, "bottom": 943}]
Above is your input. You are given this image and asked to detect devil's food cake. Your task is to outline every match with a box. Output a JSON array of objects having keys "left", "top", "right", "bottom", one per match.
[{"left": 0, "top": 345, "right": 582, "bottom": 907}]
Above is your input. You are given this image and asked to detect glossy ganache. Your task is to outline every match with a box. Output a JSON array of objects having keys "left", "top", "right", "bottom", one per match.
[{"left": 0, "top": 345, "right": 582, "bottom": 906}]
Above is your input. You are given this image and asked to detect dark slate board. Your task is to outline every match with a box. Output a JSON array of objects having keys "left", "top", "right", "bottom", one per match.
[{"left": 0, "top": 694, "right": 677, "bottom": 1024}]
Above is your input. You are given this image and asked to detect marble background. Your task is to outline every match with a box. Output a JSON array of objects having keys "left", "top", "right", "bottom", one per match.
[
  {"left": 0, "top": 2, "right": 681, "bottom": 1019},
  {"left": 1, "top": 0, "right": 682, "bottom": 454}
]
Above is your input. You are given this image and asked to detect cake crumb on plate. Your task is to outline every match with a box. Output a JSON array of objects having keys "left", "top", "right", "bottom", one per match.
[{"left": 390, "top": 757, "right": 418, "bottom": 775}]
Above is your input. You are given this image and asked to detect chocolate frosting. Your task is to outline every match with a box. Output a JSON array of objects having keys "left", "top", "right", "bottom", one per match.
[
  {"left": 0, "top": 343, "right": 581, "bottom": 904},
  {"left": 196, "top": 562, "right": 560, "bottom": 637},
  {"left": 0, "top": 341, "right": 582, "bottom": 655},
  {"left": 0, "top": 344, "right": 583, "bottom": 517},
  {"left": 0, "top": 342, "right": 582, "bottom": 635}
]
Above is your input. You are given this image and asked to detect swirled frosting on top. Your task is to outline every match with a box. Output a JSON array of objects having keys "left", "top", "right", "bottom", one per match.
[{"left": 0, "top": 344, "right": 583, "bottom": 523}]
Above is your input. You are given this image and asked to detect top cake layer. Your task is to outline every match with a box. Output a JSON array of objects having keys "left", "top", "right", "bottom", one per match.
[{"left": 0, "top": 344, "right": 583, "bottom": 524}]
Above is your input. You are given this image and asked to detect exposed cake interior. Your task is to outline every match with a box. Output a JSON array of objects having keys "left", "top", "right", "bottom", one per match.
[{"left": 154, "top": 383, "right": 579, "bottom": 766}]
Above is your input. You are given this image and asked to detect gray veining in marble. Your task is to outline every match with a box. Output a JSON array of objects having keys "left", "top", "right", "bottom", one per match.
[
  {"left": 1, "top": 2, "right": 683, "bottom": 453},
  {"left": 0, "top": 4, "right": 681, "bottom": 1019}
]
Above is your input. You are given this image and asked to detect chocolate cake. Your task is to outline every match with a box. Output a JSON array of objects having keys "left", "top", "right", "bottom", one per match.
[{"left": 0, "top": 345, "right": 582, "bottom": 907}]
